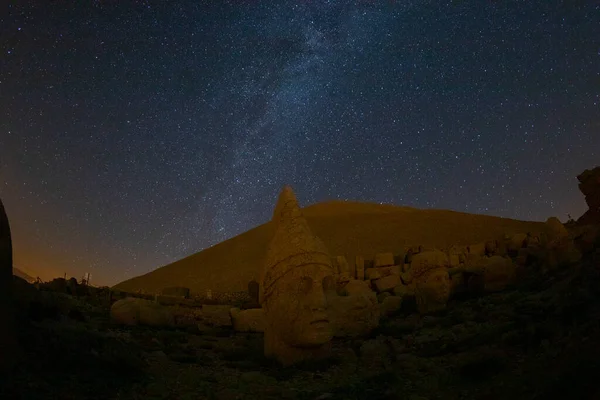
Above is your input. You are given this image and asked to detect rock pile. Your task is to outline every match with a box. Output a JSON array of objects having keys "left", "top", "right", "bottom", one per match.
[{"left": 577, "top": 166, "right": 600, "bottom": 225}]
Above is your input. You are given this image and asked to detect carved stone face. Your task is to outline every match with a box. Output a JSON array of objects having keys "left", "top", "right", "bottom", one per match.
[
  {"left": 415, "top": 268, "right": 450, "bottom": 313},
  {"left": 263, "top": 263, "right": 336, "bottom": 348}
]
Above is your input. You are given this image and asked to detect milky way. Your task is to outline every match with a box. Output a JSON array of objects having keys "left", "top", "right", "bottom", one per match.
[{"left": 1, "top": 1, "right": 598, "bottom": 285}]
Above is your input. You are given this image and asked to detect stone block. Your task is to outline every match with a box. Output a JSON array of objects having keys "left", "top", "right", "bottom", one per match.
[
  {"left": 374, "top": 252, "right": 394, "bottom": 267},
  {"left": 373, "top": 274, "right": 401, "bottom": 293},
  {"left": 355, "top": 256, "right": 365, "bottom": 280}
]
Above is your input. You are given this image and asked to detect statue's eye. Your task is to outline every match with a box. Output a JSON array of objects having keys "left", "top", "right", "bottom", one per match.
[{"left": 299, "top": 277, "right": 312, "bottom": 294}]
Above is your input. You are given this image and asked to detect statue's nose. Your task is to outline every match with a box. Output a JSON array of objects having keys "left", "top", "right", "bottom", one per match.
[{"left": 307, "top": 286, "right": 328, "bottom": 311}]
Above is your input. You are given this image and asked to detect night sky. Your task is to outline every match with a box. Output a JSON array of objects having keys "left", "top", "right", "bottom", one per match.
[{"left": 1, "top": 1, "right": 598, "bottom": 286}]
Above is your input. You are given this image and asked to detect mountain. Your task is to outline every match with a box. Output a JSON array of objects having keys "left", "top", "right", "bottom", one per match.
[
  {"left": 13, "top": 267, "right": 36, "bottom": 283},
  {"left": 113, "top": 201, "right": 550, "bottom": 295}
]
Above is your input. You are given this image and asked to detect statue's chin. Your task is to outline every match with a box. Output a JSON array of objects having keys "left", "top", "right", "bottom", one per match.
[{"left": 292, "top": 325, "right": 333, "bottom": 348}]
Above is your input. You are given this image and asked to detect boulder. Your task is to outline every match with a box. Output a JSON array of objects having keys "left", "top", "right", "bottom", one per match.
[
  {"left": 467, "top": 242, "right": 486, "bottom": 257},
  {"left": 355, "top": 256, "right": 365, "bottom": 280},
  {"left": 410, "top": 250, "right": 449, "bottom": 276},
  {"left": 372, "top": 274, "right": 401, "bottom": 293},
  {"left": 230, "top": 308, "right": 265, "bottom": 332},
  {"left": 377, "top": 292, "right": 391, "bottom": 303},
  {"left": 572, "top": 225, "right": 600, "bottom": 254},
  {"left": 546, "top": 236, "right": 582, "bottom": 269},
  {"left": 447, "top": 254, "right": 461, "bottom": 268},
  {"left": 484, "top": 240, "right": 498, "bottom": 256},
  {"left": 546, "top": 217, "right": 568, "bottom": 241},
  {"left": 449, "top": 271, "right": 467, "bottom": 296},
  {"left": 199, "top": 304, "right": 233, "bottom": 327},
  {"left": 380, "top": 296, "right": 403, "bottom": 317},
  {"left": 110, "top": 297, "right": 175, "bottom": 327},
  {"left": 393, "top": 282, "right": 415, "bottom": 297},
  {"left": 506, "top": 233, "right": 528, "bottom": 256},
  {"left": 365, "top": 268, "right": 382, "bottom": 280},
  {"left": 374, "top": 253, "right": 395, "bottom": 267},
  {"left": 468, "top": 256, "right": 516, "bottom": 293}
]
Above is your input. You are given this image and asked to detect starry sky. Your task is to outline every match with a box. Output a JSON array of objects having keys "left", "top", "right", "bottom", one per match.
[{"left": 1, "top": 1, "right": 598, "bottom": 286}]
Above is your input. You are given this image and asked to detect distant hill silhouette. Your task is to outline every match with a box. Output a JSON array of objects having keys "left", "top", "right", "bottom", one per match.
[
  {"left": 13, "top": 267, "right": 35, "bottom": 283},
  {"left": 113, "top": 201, "right": 551, "bottom": 295}
]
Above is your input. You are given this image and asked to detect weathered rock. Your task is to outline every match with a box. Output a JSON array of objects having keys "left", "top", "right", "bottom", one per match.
[
  {"left": 329, "top": 280, "right": 380, "bottom": 338},
  {"left": 230, "top": 308, "right": 265, "bottom": 332},
  {"left": 485, "top": 240, "right": 498, "bottom": 256},
  {"left": 479, "top": 256, "right": 517, "bottom": 292},
  {"left": 447, "top": 253, "right": 461, "bottom": 268},
  {"left": 259, "top": 186, "right": 335, "bottom": 366},
  {"left": 411, "top": 250, "right": 450, "bottom": 314},
  {"left": 110, "top": 297, "right": 175, "bottom": 327},
  {"left": 449, "top": 271, "right": 467, "bottom": 296},
  {"left": 380, "top": 295, "right": 403, "bottom": 317},
  {"left": 373, "top": 274, "right": 401, "bottom": 293},
  {"left": 200, "top": 304, "right": 234, "bottom": 327},
  {"left": 365, "top": 268, "right": 382, "bottom": 280},
  {"left": 393, "top": 282, "right": 415, "bottom": 297},
  {"left": 171, "top": 306, "right": 203, "bottom": 327},
  {"left": 572, "top": 224, "right": 600, "bottom": 254},
  {"left": 546, "top": 217, "right": 568, "bottom": 240},
  {"left": 546, "top": 236, "right": 582, "bottom": 269},
  {"left": 576, "top": 166, "right": 600, "bottom": 225},
  {"left": 506, "top": 233, "right": 528, "bottom": 256},
  {"left": 411, "top": 250, "right": 449, "bottom": 273},
  {"left": 355, "top": 256, "right": 365, "bottom": 280},
  {"left": 377, "top": 291, "right": 391, "bottom": 303},
  {"left": 374, "top": 252, "right": 395, "bottom": 267},
  {"left": 0, "top": 197, "right": 18, "bottom": 372},
  {"left": 468, "top": 242, "right": 486, "bottom": 257}
]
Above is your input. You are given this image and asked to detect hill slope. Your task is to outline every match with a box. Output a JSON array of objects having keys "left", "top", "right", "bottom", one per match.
[
  {"left": 13, "top": 267, "right": 36, "bottom": 283},
  {"left": 113, "top": 201, "right": 550, "bottom": 295}
]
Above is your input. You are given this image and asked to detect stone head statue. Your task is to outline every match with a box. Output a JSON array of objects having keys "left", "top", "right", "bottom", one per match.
[
  {"left": 411, "top": 250, "right": 451, "bottom": 314},
  {"left": 260, "top": 186, "right": 336, "bottom": 366}
]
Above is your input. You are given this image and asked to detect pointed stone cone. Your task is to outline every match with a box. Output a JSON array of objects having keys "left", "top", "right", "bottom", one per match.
[
  {"left": 260, "top": 186, "right": 332, "bottom": 305},
  {"left": 0, "top": 196, "right": 19, "bottom": 372}
]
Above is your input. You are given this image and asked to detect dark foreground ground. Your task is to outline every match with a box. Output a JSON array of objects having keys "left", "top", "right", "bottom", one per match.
[{"left": 2, "top": 249, "right": 600, "bottom": 400}]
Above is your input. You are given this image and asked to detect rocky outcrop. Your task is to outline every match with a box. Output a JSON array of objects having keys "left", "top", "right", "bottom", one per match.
[
  {"left": 0, "top": 196, "right": 19, "bottom": 372},
  {"left": 577, "top": 166, "right": 600, "bottom": 225}
]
